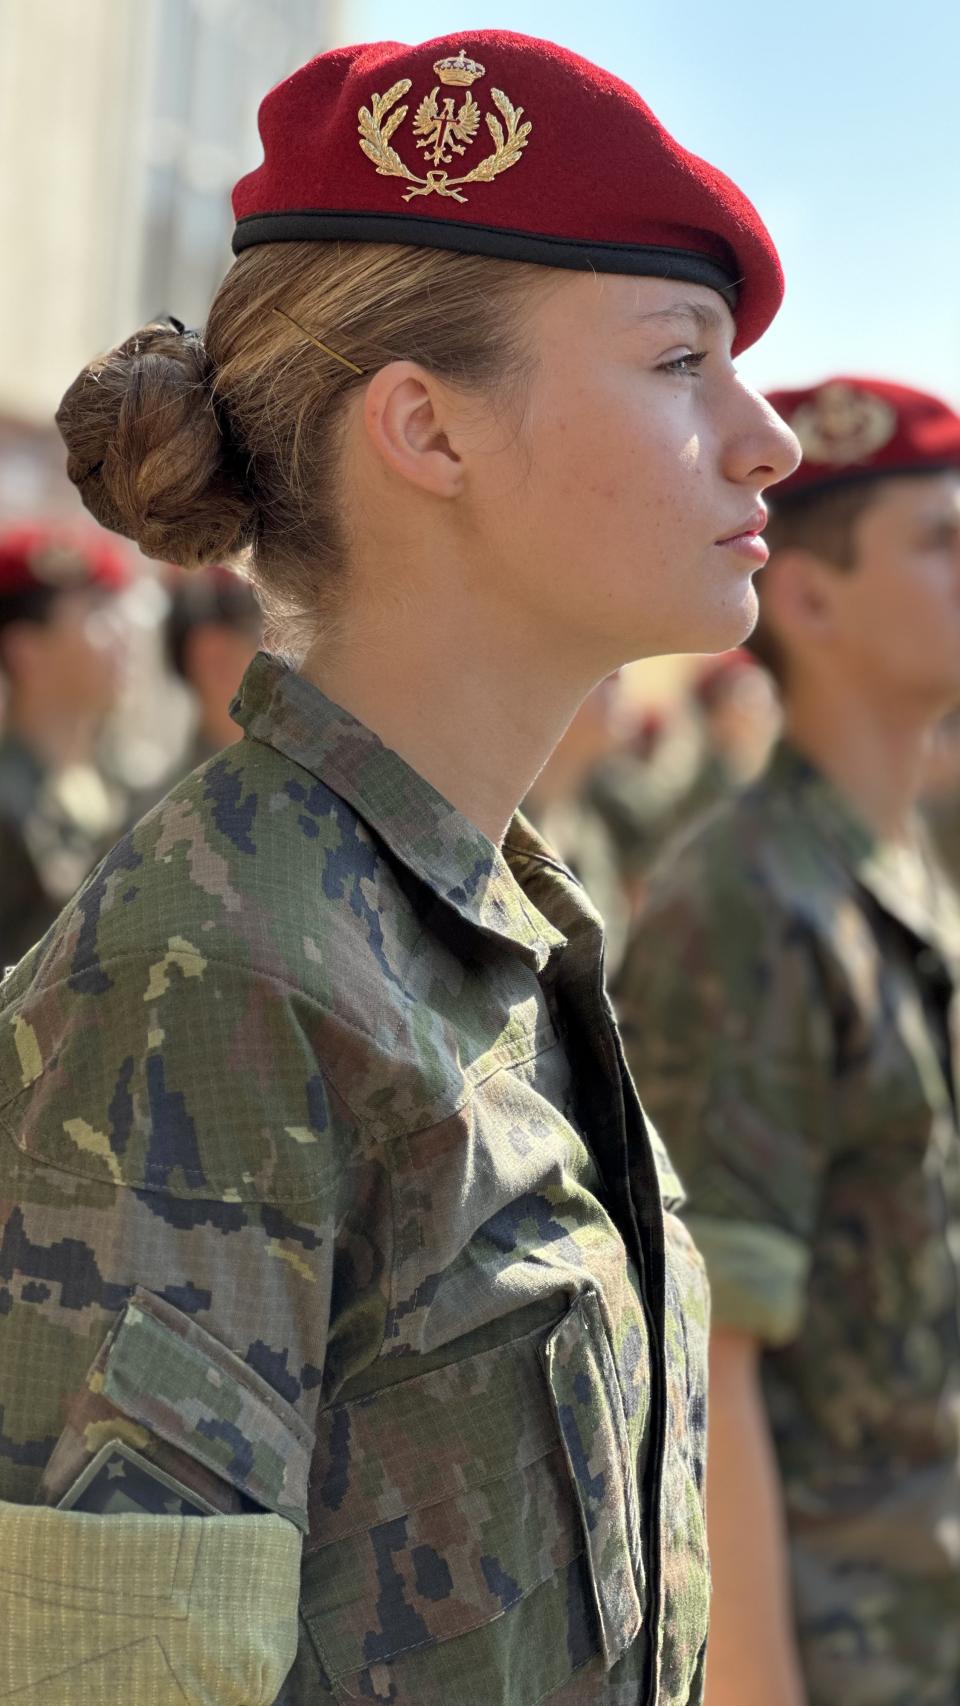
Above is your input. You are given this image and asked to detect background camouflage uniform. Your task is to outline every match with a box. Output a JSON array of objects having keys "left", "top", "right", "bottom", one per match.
[
  {"left": 0, "top": 653, "right": 709, "bottom": 1705},
  {"left": 616, "top": 740, "right": 960, "bottom": 1706},
  {"left": 0, "top": 731, "right": 124, "bottom": 972}
]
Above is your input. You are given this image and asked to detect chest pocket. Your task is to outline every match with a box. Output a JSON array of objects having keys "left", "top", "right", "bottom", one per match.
[{"left": 295, "top": 1291, "right": 645, "bottom": 1706}]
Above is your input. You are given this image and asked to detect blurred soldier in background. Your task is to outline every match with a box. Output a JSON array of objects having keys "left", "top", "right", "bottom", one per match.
[
  {"left": 0, "top": 522, "right": 131, "bottom": 967},
  {"left": 922, "top": 706, "right": 960, "bottom": 881},
  {"left": 591, "top": 651, "right": 778, "bottom": 917},
  {"left": 536, "top": 653, "right": 778, "bottom": 951},
  {"left": 587, "top": 704, "right": 702, "bottom": 925},
  {"left": 677, "top": 648, "right": 779, "bottom": 823},
  {"left": 523, "top": 676, "right": 633, "bottom": 975},
  {"left": 162, "top": 562, "right": 262, "bottom": 782},
  {"left": 617, "top": 377, "right": 960, "bottom": 1706}
]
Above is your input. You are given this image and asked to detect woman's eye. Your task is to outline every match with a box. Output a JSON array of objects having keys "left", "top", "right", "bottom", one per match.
[{"left": 659, "top": 350, "right": 707, "bottom": 377}]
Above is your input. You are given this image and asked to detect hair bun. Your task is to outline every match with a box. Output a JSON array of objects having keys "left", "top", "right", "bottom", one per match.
[{"left": 56, "top": 319, "right": 256, "bottom": 568}]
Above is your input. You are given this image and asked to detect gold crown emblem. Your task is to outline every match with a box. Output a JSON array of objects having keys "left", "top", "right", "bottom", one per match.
[{"left": 433, "top": 49, "right": 485, "bottom": 87}]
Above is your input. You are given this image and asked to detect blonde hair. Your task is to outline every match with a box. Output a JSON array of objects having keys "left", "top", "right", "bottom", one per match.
[{"left": 56, "top": 242, "right": 549, "bottom": 655}]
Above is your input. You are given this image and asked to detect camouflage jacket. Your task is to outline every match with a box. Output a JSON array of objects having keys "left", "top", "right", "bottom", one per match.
[
  {"left": 616, "top": 740, "right": 960, "bottom": 1705},
  {"left": 0, "top": 653, "right": 709, "bottom": 1706},
  {"left": 0, "top": 732, "right": 123, "bottom": 972}
]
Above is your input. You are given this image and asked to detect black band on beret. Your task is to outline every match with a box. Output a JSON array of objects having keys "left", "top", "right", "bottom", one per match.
[{"left": 232, "top": 210, "right": 740, "bottom": 306}]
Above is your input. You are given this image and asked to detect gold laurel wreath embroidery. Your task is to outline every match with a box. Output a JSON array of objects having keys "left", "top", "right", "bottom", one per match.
[{"left": 357, "top": 79, "right": 532, "bottom": 203}]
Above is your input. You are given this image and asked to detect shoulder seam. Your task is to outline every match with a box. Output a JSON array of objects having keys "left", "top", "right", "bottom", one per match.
[{"left": 9, "top": 948, "right": 390, "bottom": 1042}]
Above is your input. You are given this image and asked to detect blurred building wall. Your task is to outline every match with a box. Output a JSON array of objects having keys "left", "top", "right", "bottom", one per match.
[
  {"left": 0, "top": 0, "right": 148, "bottom": 425},
  {"left": 0, "top": 0, "right": 336, "bottom": 428},
  {"left": 0, "top": 0, "right": 342, "bottom": 775}
]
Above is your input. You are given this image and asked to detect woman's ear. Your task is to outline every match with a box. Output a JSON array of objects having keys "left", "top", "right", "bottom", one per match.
[{"left": 360, "top": 360, "right": 464, "bottom": 498}]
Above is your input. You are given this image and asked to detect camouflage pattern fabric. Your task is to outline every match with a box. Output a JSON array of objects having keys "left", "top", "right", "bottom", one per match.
[
  {"left": 0, "top": 651, "right": 709, "bottom": 1704},
  {"left": 522, "top": 791, "right": 632, "bottom": 979},
  {"left": 661, "top": 753, "right": 739, "bottom": 839},
  {"left": 0, "top": 733, "right": 124, "bottom": 972},
  {"left": 615, "top": 739, "right": 960, "bottom": 1706}
]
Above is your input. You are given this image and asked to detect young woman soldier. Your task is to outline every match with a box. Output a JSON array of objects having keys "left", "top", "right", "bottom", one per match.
[{"left": 0, "top": 31, "right": 797, "bottom": 1706}]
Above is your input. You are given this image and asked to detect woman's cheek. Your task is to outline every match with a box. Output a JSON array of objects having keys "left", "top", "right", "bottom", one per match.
[{"left": 582, "top": 476, "right": 627, "bottom": 503}]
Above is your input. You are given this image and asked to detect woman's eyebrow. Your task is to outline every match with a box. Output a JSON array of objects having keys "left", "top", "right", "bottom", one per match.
[{"left": 630, "top": 301, "right": 727, "bottom": 337}]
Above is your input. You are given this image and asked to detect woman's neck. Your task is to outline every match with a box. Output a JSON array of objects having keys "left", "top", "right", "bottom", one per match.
[{"left": 301, "top": 562, "right": 599, "bottom": 846}]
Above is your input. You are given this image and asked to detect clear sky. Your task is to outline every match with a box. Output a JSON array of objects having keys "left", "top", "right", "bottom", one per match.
[{"left": 337, "top": 0, "right": 960, "bottom": 402}]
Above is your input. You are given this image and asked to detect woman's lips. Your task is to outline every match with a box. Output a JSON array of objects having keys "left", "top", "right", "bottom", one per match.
[
  {"left": 715, "top": 507, "right": 769, "bottom": 563},
  {"left": 715, "top": 532, "right": 770, "bottom": 564}
]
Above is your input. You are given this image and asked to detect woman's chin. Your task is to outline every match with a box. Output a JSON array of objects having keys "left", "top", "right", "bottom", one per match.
[
  {"left": 656, "top": 583, "right": 759, "bottom": 660},
  {"left": 702, "top": 580, "right": 760, "bottom": 654},
  {"left": 600, "top": 578, "right": 760, "bottom": 667}
]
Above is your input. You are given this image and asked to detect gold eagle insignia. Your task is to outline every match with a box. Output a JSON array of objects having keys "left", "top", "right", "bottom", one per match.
[{"left": 357, "top": 48, "right": 532, "bottom": 203}]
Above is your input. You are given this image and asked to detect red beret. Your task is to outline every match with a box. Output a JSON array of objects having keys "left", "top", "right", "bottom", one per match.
[
  {"left": 232, "top": 31, "right": 783, "bottom": 354},
  {"left": 767, "top": 377, "right": 960, "bottom": 503},
  {"left": 0, "top": 523, "right": 131, "bottom": 600}
]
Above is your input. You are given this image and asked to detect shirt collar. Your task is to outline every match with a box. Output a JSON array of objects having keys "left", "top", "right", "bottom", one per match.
[
  {"left": 769, "top": 739, "right": 960, "bottom": 953},
  {"left": 231, "top": 652, "right": 565, "bottom": 970}
]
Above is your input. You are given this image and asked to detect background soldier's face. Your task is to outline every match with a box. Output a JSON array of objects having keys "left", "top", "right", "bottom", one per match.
[
  {"left": 827, "top": 472, "right": 960, "bottom": 704},
  {"left": 10, "top": 588, "right": 130, "bottom": 720}
]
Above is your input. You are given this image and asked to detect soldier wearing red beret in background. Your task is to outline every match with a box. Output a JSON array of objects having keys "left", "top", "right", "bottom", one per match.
[
  {"left": 0, "top": 29, "right": 798, "bottom": 1704},
  {"left": 616, "top": 377, "right": 960, "bottom": 1706},
  {"left": 683, "top": 649, "right": 779, "bottom": 812},
  {"left": 164, "top": 562, "right": 263, "bottom": 770},
  {"left": 119, "top": 564, "right": 264, "bottom": 824},
  {"left": 0, "top": 523, "right": 131, "bottom": 968}
]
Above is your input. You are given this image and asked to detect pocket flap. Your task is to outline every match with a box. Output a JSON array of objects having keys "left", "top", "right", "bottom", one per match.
[
  {"left": 310, "top": 1327, "right": 560, "bottom": 1544},
  {"left": 44, "top": 1288, "right": 313, "bottom": 1532},
  {"left": 303, "top": 1448, "right": 581, "bottom": 1681},
  {"left": 542, "top": 1288, "right": 643, "bottom": 1669}
]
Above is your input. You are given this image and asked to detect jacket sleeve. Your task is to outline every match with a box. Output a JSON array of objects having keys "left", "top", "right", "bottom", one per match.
[
  {"left": 0, "top": 933, "right": 387, "bottom": 1702},
  {"left": 0, "top": 1496, "right": 302, "bottom": 1703}
]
